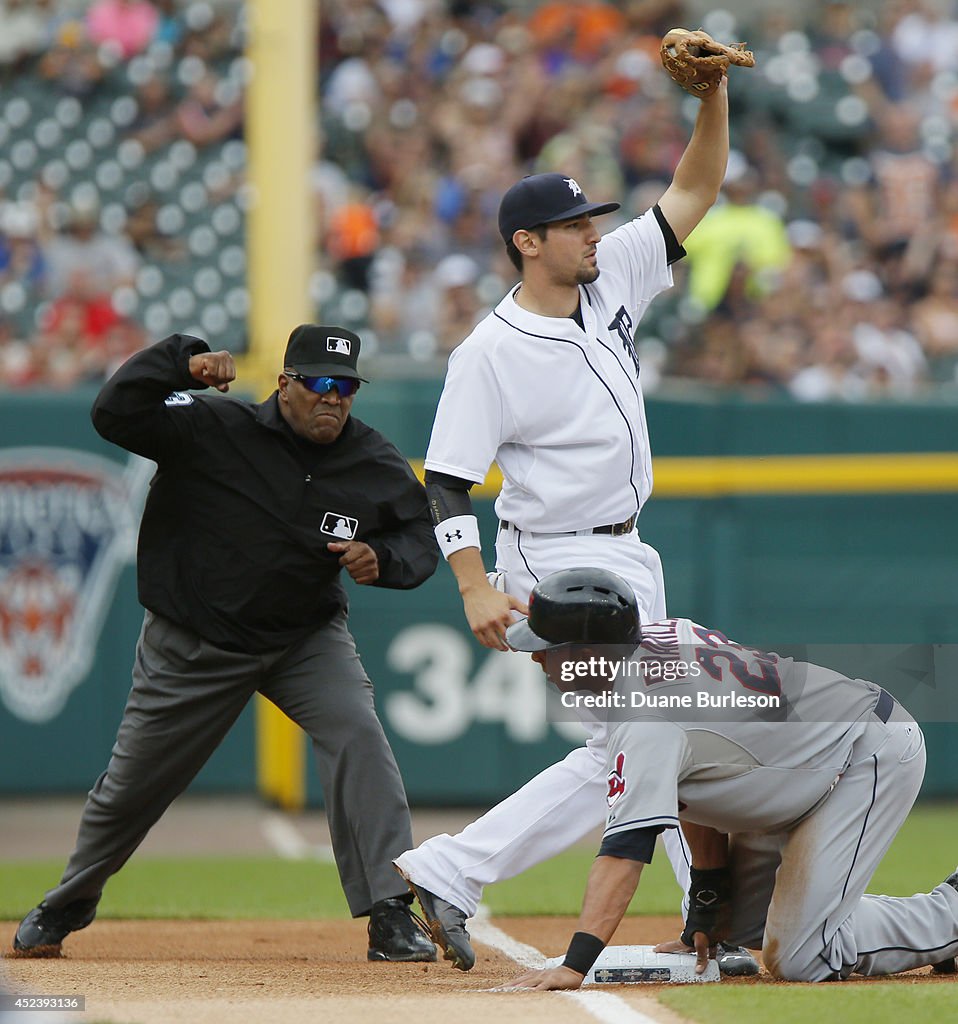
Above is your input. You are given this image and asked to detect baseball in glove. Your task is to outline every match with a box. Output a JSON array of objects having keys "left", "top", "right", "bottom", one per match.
[{"left": 661, "top": 28, "right": 755, "bottom": 99}]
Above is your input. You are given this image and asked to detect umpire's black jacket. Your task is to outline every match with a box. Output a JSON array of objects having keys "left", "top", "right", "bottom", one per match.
[{"left": 92, "top": 333, "right": 438, "bottom": 654}]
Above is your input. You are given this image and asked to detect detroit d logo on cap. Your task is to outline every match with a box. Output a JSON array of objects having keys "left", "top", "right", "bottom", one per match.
[
  {"left": 320, "top": 512, "right": 358, "bottom": 540},
  {"left": 327, "top": 336, "right": 352, "bottom": 355}
]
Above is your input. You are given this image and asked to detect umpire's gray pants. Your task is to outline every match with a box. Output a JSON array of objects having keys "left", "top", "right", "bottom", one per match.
[{"left": 44, "top": 610, "right": 413, "bottom": 917}]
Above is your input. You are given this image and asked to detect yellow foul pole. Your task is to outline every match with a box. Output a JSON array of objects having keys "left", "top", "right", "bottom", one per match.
[{"left": 246, "top": 0, "right": 317, "bottom": 809}]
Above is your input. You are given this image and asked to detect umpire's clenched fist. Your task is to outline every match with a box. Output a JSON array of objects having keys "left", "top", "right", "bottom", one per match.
[
  {"left": 189, "top": 350, "right": 236, "bottom": 392},
  {"left": 328, "top": 540, "right": 380, "bottom": 585}
]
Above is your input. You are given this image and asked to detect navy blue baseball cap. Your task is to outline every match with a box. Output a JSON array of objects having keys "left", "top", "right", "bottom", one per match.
[{"left": 498, "top": 173, "right": 620, "bottom": 244}]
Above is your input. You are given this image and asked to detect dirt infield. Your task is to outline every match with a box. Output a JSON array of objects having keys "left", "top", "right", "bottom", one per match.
[
  {"left": 1, "top": 916, "right": 692, "bottom": 1024},
  {"left": 3, "top": 916, "right": 953, "bottom": 1023}
]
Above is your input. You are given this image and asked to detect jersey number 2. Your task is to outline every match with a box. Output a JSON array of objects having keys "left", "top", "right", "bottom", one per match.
[{"left": 692, "top": 626, "right": 782, "bottom": 698}]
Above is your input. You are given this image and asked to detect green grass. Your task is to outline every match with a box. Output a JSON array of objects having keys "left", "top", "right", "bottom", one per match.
[
  {"left": 659, "top": 983, "right": 956, "bottom": 1024},
  {"left": 484, "top": 847, "right": 683, "bottom": 916},
  {"left": 483, "top": 803, "right": 958, "bottom": 916},
  {"left": 0, "top": 857, "right": 349, "bottom": 920},
  {"left": 0, "top": 805, "right": 953, "bottom": 921}
]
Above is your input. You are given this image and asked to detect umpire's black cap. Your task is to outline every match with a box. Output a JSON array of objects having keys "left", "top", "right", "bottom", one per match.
[
  {"left": 283, "top": 324, "right": 369, "bottom": 381},
  {"left": 498, "top": 173, "right": 620, "bottom": 243},
  {"left": 506, "top": 567, "right": 641, "bottom": 651}
]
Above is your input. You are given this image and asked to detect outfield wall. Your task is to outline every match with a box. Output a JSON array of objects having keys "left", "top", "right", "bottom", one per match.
[{"left": 1, "top": 384, "right": 957, "bottom": 801}]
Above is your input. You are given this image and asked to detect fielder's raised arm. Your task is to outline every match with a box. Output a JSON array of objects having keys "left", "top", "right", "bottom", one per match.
[{"left": 657, "top": 77, "right": 730, "bottom": 246}]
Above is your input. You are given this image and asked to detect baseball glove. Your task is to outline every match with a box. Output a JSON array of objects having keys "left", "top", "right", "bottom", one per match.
[{"left": 661, "top": 28, "right": 755, "bottom": 99}]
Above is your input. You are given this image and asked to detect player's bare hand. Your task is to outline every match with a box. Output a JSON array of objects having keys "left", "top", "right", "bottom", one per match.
[
  {"left": 700, "top": 75, "right": 729, "bottom": 101},
  {"left": 500, "top": 966, "right": 584, "bottom": 991},
  {"left": 328, "top": 541, "right": 379, "bottom": 585},
  {"left": 189, "top": 351, "right": 235, "bottom": 392},
  {"left": 461, "top": 582, "right": 528, "bottom": 651},
  {"left": 653, "top": 935, "right": 714, "bottom": 975}
]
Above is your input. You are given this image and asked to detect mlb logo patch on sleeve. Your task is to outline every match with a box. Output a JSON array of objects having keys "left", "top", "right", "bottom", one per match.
[
  {"left": 320, "top": 512, "right": 358, "bottom": 540},
  {"left": 164, "top": 392, "right": 194, "bottom": 406}
]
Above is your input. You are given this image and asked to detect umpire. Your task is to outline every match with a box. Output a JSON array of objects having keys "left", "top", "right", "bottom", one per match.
[{"left": 10, "top": 326, "right": 438, "bottom": 963}]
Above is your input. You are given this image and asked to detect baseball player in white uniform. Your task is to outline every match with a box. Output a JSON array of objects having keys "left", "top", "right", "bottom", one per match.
[
  {"left": 503, "top": 568, "right": 958, "bottom": 988},
  {"left": 395, "top": 82, "right": 759, "bottom": 975}
]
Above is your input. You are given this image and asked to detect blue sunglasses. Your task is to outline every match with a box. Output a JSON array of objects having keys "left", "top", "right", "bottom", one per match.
[{"left": 287, "top": 373, "right": 360, "bottom": 398}]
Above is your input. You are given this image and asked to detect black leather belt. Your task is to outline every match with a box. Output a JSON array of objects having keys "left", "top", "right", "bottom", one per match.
[
  {"left": 499, "top": 513, "right": 637, "bottom": 537},
  {"left": 874, "top": 688, "right": 895, "bottom": 723}
]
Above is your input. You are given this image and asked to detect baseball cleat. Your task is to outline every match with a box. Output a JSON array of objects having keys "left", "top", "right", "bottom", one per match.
[
  {"left": 394, "top": 865, "right": 476, "bottom": 971},
  {"left": 367, "top": 896, "right": 437, "bottom": 963},
  {"left": 716, "top": 942, "right": 760, "bottom": 977},
  {"left": 10, "top": 898, "right": 99, "bottom": 958}
]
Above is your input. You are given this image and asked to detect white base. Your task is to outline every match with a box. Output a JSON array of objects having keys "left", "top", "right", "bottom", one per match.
[{"left": 546, "top": 944, "right": 721, "bottom": 984}]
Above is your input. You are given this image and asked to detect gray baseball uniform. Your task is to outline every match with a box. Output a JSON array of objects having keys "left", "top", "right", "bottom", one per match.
[{"left": 602, "top": 618, "right": 957, "bottom": 980}]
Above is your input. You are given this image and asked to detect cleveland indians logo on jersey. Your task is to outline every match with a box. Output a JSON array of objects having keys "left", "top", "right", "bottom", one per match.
[
  {"left": 0, "top": 449, "right": 149, "bottom": 723},
  {"left": 609, "top": 306, "right": 640, "bottom": 376},
  {"left": 607, "top": 751, "right": 627, "bottom": 806}
]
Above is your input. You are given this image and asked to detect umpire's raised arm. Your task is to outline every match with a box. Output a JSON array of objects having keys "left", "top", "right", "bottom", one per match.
[{"left": 91, "top": 333, "right": 230, "bottom": 461}]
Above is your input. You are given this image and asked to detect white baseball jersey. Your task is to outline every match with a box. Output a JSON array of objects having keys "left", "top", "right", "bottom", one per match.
[
  {"left": 425, "top": 209, "right": 673, "bottom": 534},
  {"left": 604, "top": 618, "right": 900, "bottom": 839}
]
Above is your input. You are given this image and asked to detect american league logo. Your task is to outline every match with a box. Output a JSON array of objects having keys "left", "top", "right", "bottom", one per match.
[{"left": 0, "top": 448, "right": 152, "bottom": 723}]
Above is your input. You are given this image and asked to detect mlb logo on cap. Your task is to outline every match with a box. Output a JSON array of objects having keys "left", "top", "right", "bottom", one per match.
[{"left": 284, "top": 324, "right": 368, "bottom": 381}]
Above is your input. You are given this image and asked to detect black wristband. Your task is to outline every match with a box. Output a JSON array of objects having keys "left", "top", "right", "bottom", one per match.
[
  {"left": 680, "top": 865, "right": 731, "bottom": 947},
  {"left": 562, "top": 931, "right": 606, "bottom": 976},
  {"left": 688, "top": 866, "right": 730, "bottom": 903}
]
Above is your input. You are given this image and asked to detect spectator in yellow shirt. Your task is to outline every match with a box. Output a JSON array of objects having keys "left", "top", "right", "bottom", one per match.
[{"left": 683, "top": 167, "right": 792, "bottom": 311}]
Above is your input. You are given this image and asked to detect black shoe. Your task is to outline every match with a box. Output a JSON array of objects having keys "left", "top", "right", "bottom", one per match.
[
  {"left": 11, "top": 899, "right": 99, "bottom": 958},
  {"left": 717, "top": 942, "right": 760, "bottom": 977},
  {"left": 367, "top": 897, "right": 436, "bottom": 963},
  {"left": 394, "top": 869, "right": 475, "bottom": 972}
]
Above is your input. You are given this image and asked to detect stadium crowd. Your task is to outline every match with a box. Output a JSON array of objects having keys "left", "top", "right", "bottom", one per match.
[{"left": 1, "top": 0, "right": 957, "bottom": 400}]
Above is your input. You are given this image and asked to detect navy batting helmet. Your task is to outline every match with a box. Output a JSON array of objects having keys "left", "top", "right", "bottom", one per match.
[{"left": 506, "top": 567, "right": 641, "bottom": 651}]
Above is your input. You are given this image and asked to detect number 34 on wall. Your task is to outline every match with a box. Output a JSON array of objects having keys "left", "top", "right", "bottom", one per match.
[{"left": 385, "top": 624, "right": 586, "bottom": 745}]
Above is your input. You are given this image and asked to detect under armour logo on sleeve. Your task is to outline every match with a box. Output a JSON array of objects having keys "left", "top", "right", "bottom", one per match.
[{"left": 434, "top": 514, "right": 479, "bottom": 560}]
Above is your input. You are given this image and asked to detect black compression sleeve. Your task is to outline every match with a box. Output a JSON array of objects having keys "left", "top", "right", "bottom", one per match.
[
  {"left": 653, "top": 204, "right": 687, "bottom": 265},
  {"left": 424, "top": 470, "right": 475, "bottom": 527},
  {"left": 597, "top": 825, "right": 665, "bottom": 863}
]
